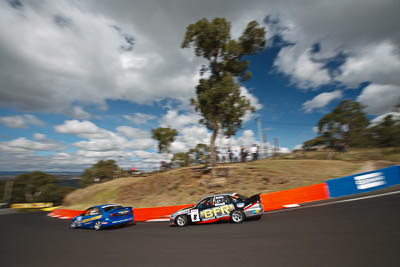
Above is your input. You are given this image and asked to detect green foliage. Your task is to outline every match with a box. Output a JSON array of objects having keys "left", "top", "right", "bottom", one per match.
[
  {"left": 80, "top": 160, "right": 119, "bottom": 187},
  {"left": 182, "top": 17, "right": 266, "bottom": 165},
  {"left": 317, "top": 100, "right": 370, "bottom": 147},
  {"left": 188, "top": 143, "right": 210, "bottom": 163},
  {"left": 0, "top": 181, "right": 4, "bottom": 201},
  {"left": 369, "top": 115, "right": 400, "bottom": 147},
  {"left": 10, "top": 171, "right": 73, "bottom": 205},
  {"left": 172, "top": 152, "right": 190, "bottom": 167},
  {"left": 305, "top": 100, "right": 400, "bottom": 149},
  {"left": 303, "top": 136, "right": 326, "bottom": 150},
  {"left": 172, "top": 143, "right": 211, "bottom": 167},
  {"left": 151, "top": 127, "right": 178, "bottom": 154}
]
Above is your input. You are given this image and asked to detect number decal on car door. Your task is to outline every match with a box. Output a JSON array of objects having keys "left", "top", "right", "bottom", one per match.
[{"left": 190, "top": 209, "right": 200, "bottom": 222}]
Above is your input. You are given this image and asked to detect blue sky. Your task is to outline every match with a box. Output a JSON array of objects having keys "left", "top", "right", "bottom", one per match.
[{"left": 0, "top": 0, "right": 399, "bottom": 171}]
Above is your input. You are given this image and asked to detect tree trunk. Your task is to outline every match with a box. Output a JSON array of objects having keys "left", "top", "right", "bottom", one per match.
[{"left": 210, "top": 122, "right": 218, "bottom": 167}]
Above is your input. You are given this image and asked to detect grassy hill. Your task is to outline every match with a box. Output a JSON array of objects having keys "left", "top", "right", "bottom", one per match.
[{"left": 62, "top": 148, "right": 400, "bottom": 209}]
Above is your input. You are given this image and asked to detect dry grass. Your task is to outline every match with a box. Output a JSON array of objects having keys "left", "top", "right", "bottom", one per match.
[
  {"left": 283, "top": 147, "right": 400, "bottom": 163},
  {"left": 62, "top": 159, "right": 367, "bottom": 209}
]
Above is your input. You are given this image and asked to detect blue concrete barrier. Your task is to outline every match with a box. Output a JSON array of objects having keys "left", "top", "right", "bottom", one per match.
[{"left": 326, "top": 165, "right": 400, "bottom": 198}]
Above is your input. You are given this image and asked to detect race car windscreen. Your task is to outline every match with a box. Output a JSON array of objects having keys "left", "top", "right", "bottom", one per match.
[{"left": 103, "top": 205, "right": 122, "bottom": 212}]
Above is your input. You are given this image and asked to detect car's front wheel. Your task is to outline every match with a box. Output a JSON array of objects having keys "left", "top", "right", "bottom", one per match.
[
  {"left": 230, "top": 210, "right": 244, "bottom": 223},
  {"left": 70, "top": 221, "right": 77, "bottom": 229},
  {"left": 94, "top": 221, "right": 102, "bottom": 231},
  {"left": 175, "top": 215, "right": 188, "bottom": 227}
]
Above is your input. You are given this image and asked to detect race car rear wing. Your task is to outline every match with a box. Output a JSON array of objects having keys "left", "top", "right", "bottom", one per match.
[{"left": 245, "top": 193, "right": 261, "bottom": 205}]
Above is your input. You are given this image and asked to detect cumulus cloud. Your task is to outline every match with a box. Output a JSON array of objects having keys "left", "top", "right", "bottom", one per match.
[
  {"left": 0, "top": 114, "right": 44, "bottom": 128},
  {"left": 240, "top": 87, "right": 263, "bottom": 122},
  {"left": 68, "top": 106, "right": 91, "bottom": 120},
  {"left": 159, "top": 110, "right": 201, "bottom": 131},
  {"left": 170, "top": 125, "right": 210, "bottom": 153},
  {"left": 302, "top": 90, "right": 342, "bottom": 113},
  {"left": 274, "top": 47, "right": 331, "bottom": 88},
  {"left": 265, "top": 0, "right": 400, "bottom": 115},
  {"left": 338, "top": 41, "right": 400, "bottom": 88},
  {"left": 1, "top": 134, "right": 64, "bottom": 152},
  {"left": 55, "top": 120, "right": 155, "bottom": 152},
  {"left": 54, "top": 120, "right": 109, "bottom": 139},
  {"left": 123, "top": 113, "right": 156, "bottom": 124},
  {"left": 0, "top": 0, "right": 200, "bottom": 115},
  {"left": 357, "top": 84, "right": 400, "bottom": 115},
  {"left": 369, "top": 112, "right": 400, "bottom": 127}
]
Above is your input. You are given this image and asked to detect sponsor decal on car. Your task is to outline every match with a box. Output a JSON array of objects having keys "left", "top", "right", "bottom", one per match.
[
  {"left": 200, "top": 204, "right": 234, "bottom": 220},
  {"left": 190, "top": 209, "right": 200, "bottom": 222},
  {"left": 82, "top": 215, "right": 102, "bottom": 223}
]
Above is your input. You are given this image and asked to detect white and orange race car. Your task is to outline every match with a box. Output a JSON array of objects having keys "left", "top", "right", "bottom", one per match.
[{"left": 169, "top": 193, "right": 263, "bottom": 227}]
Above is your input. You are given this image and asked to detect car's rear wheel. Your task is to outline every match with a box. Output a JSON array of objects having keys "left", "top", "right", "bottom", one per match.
[
  {"left": 230, "top": 210, "right": 244, "bottom": 223},
  {"left": 94, "top": 221, "right": 102, "bottom": 231},
  {"left": 175, "top": 215, "right": 188, "bottom": 227},
  {"left": 70, "top": 221, "right": 77, "bottom": 229},
  {"left": 253, "top": 215, "right": 262, "bottom": 220}
]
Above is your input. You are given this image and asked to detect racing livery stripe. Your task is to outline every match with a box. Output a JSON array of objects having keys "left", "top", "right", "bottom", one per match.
[{"left": 243, "top": 203, "right": 257, "bottom": 211}]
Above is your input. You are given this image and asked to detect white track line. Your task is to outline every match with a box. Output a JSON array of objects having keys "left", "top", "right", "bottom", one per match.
[
  {"left": 145, "top": 218, "right": 170, "bottom": 222},
  {"left": 266, "top": 190, "right": 400, "bottom": 214}
]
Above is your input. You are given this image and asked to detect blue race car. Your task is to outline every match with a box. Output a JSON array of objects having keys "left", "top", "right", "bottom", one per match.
[{"left": 70, "top": 204, "right": 134, "bottom": 231}]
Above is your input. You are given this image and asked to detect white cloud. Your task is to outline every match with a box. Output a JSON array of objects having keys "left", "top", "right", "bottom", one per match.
[
  {"left": 1, "top": 135, "right": 64, "bottom": 152},
  {"left": 170, "top": 125, "right": 210, "bottom": 153},
  {"left": 240, "top": 86, "right": 263, "bottom": 122},
  {"left": 338, "top": 41, "right": 400, "bottom": 88},
  {"left": 116, "top": 126, "right": 150, "bottom": 139},
  {"left": 293, "top": 144, "right": 303, "bottom": 150},
  {"left": 0, "top": 0, "right": 201, "bottom": 114},
  {"left": 274, "top": 47, "right": 331, "bottom": 89},
  {"left": 302, "top": 90, "right": 342, "bottom": 113},
  {"left": 69, "top": 106, "right": 91, "bottom": 120},
  {"left": 369, "top": 112, "right": 400, "bottom": 127},
  {"left": 357, "top": 84, "right": 400, "bottom": 115},
  {"left": 54, "top": 120, "right": 110, "bottom": 139},
  {"left": 0, "top": 114, "right": 44, "bottom": 128},
  {"left": 123, "top": 113, "right": 156, "bottom": 124},
  {"left": 159, "top": 110, "right": 201, "bottom": 130}
]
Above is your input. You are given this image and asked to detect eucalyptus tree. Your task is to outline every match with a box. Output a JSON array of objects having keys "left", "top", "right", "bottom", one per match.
[{"left": 182, "top": 18, "right": 266, "bottom": 166}]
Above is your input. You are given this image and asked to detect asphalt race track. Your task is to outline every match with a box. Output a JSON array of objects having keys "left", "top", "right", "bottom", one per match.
[{"left": 1, "top": 192, "right": 399, "bottom": 267}]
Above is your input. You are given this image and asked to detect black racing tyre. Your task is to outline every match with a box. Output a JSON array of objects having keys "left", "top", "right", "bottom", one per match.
[
  {"left": 230, "top": 210, "right": 245, "bottom": 223},
  {"left": 253, "top": 215, "right": 262, "bottom": 220},
  {"left": 70, "top": 221, "right": 77, "bottom": 229},
  {"left": 94, "top": 221, "right": 102, "bottom": 231},
  {"left": 175, "top": 215, "right": 189, "bottom": 227}
]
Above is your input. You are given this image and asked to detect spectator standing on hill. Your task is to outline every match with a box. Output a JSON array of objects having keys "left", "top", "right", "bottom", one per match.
[
  {"left": 228, "top": 148, "right": 233, "bottom": 162},
  {"left": 251, "top": 144, "right": 259, "bottom": 161},
  {"left": 240, "top": 146, "right": 247, "bottom": 162},
  {"left": 232, "top": 147, "right": 240, "bottom": 162}
]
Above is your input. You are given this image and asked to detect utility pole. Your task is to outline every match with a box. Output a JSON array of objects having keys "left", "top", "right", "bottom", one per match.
[
  {"left": 256, "top": 118, "right": 264, "bottom": 158},
  {"left": 263, "top": 133, "right": 268, "bottom": 158},
  {"left": 274, "top": 138, "right": 279, "bottom": 157}
]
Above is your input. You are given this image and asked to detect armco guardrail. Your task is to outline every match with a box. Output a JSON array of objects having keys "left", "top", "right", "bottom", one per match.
[
  {"left": 326, "top": 165, "right": 400, "bottom": 198},
  {"left": 260, "top": 183, "right": 329, "bottom": 211}
]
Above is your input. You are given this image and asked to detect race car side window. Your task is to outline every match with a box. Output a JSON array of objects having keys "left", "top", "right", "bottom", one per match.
[
  {"left": 90, "top": 207, "right": 101, "bottom": 215},
  {"left": 196, "top": 197, "right": 213, "bottom": 209},
  {"left": 224, "top": 196, "right": 233, "bottom": 204},
  {"left": 83, "top": 208, "right": 93, "bottom": 216},
  {"left": 214, "top": 196, "right": 226, "bottom": 206}
]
